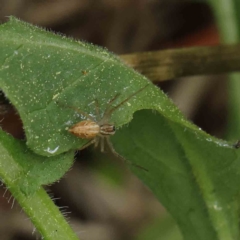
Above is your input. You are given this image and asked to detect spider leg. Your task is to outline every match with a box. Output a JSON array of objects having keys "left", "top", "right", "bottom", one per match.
[
  {"left": 101, "top": 84, "right": 150, "bottom": 124},
  {"left": 0, "top": 102, "right": 11, "bottom": 115},
  {"left": 57, "top": 102, "right": 95, "bottom": 121},
  {"left": 105, "top": 137, "right": 148, "bottom": 172},
  {"left": 94, "top": 136, "right": 100, "bottom": 148},
  {"left": 94, "top": 99, "right": 101, "bottom": 122},
  {"left": 100, "top": 137, "right": 105, "bottom": 152},
  {"left": 79, "top": 139, "right": 96, "bottom": 151},
  {"left": 107, "top": 93, "right": 121, "bottom": 105},
  {"left": 98, "top": 93, "right": 121, "bottom": 124}
]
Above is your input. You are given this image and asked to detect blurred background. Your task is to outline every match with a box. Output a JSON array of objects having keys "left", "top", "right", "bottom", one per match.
[{"left": 0, "top": 1, "right": 228, "bottom": 240}]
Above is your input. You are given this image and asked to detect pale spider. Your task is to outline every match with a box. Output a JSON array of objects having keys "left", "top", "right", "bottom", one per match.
[{"left": 66, "top": 84, "right": 149, "bottom": 170}]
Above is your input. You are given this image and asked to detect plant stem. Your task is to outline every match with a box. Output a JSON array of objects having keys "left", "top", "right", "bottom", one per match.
[
  {"left": 0, "top": 133, "right": 79, "bottom": 240},
  {"left": 121, "top": 44, "right": 240, "bottom": 82},
  {"left": 209, "top": 0, "right": 240, "bottom": 140}
]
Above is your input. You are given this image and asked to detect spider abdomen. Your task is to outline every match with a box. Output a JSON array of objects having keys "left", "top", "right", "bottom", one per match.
[{"left": 69, "top": 120, "right": 100, "bottom": 139}]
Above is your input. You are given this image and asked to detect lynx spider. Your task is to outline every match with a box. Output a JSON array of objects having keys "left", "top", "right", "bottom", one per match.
[{"left": 67, "top": 84, "right": 149, "bottom": 170}]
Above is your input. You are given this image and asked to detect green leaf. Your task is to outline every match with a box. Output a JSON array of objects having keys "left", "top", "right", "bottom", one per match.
[
  {"left": 1, "top": 17, "right": 240, "bottom": 240},
  {"left": 0, "top": 16, "right": 180, "bottom": 156},
  {"left": 0, "top": 132, "right": 77, "bottom": 239},
  {"left": 0, "top": 130, "right": 77, "bottom": 239},
  {"left": 0, "top": 17, "right": 197, "bottom": 157},
  {"left": 137, "top": 214, "right": 182, "bottom": 240},
  {"left": 0, "top": 130, "right": 74, "bottom": 195},
  {"left": 113, "top": 111, "right": 240, "bottom": 240}
]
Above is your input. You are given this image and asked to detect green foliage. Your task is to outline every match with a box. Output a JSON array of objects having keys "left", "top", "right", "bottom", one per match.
[
  {"left": 0, "top": 130, "right": 74, "bottom": 195},
  {"left": 113, "top": 110, "right": 240, "bottom": 240},
  {"left": 1, "top": 17, "right": 240, "bottom": 240},
  {"left": 0, "top": 17, "right": 180, "bottom": 157},
  {"left": 0, "top": 130, "right": 78, "bottom": 239},
  {"left": 137, "top": 214, "right": 182, "bottom": 240}
]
